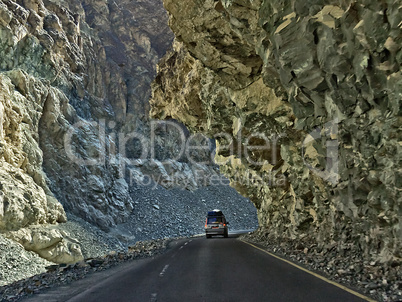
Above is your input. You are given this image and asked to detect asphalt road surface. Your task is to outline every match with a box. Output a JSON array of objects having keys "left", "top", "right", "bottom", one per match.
[{"left": 25, "top": 232, "right": 374, "bottom": 302}]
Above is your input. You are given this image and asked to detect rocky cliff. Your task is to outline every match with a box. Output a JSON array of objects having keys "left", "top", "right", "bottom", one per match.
[{"left": 151, "top": 0, "right": 401, "bottom": 270}]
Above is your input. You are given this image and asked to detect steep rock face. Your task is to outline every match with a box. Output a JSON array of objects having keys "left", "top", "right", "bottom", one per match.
[
  {"left": 34, "top": 0, "right": 175, "bottom": 229},
  {"left": 0, "top": 71, "right": 67, "bottom": 232},
  {"left": 0, "top": 0, "right": 175, "bottom": 234},
  {"left": 0, "top": 0, "right": 176, "bottom": 263},
  {"left": 151, "top": 0, "right": 401, "bottom": 267}
]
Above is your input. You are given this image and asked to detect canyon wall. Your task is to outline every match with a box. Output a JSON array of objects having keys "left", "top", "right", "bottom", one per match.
[
  {"left": 151, "top": 0, "right": 401, "bottom": 266},
  {"left": 0, "top": 0, "right": 179, "bottom": 235}
]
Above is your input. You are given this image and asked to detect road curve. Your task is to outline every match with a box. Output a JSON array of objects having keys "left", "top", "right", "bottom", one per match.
[{"left": 24, "top": 233, "right": 373, "bottom": 302}]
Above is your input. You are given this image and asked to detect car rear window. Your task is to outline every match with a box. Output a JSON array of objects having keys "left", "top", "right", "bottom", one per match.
[{"left": 207, "top": 217, "right": 223, "bottom": 224}]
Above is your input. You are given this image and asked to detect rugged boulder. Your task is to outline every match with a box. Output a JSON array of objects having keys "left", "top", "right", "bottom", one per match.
[{"left": 5, "top": 226, "right": 83, "bottom": 264}]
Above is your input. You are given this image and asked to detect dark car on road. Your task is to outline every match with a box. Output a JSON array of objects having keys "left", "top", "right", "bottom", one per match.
[{"left": 205, "top": 209, "right": 229, "bottom": 238}]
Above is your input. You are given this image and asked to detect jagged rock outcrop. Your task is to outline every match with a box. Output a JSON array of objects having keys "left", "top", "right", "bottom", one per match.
[{"left": 151, "top": 0, "right": 401, "bottom": 269}]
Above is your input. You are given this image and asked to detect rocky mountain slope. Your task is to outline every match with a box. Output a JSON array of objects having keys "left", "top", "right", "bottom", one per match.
[{"left": 151, "top": 0, "right": 401, "bottom": 279}]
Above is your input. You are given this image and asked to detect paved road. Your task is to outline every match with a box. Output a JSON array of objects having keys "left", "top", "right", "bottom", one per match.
[{"left": 25, "top": 233, "right": 373, "bottom": 302}]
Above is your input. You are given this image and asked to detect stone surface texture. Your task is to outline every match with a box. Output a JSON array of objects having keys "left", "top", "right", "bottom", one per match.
[
  {"left": 0, "top": 0, "right": 173, "bottom": 231},
  {"left": 151, "top": 0, "right": 401, "bottom": 270}
]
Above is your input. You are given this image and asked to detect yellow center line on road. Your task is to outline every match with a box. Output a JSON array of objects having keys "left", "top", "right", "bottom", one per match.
[{"left": 240, "top": 240, "right": 377, "bottom": 302}]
